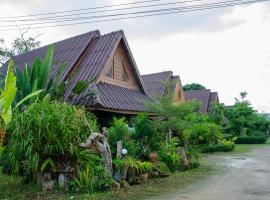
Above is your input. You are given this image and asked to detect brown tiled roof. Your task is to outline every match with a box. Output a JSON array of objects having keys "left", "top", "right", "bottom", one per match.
[
  {"left": 141, "top": 71, "right": 173, "bottom": 98},
  {"left": 184, "top": 89, "right": 219, "bottom": 113},
  {"left": 1, "top": 30, "right": 151, "bottom": 113},
  {"left": 0, "top": 30, "right": 100, "bottom": 80},
  {"left": 96, "top": 82, "right": 153, "bottom": 112}
]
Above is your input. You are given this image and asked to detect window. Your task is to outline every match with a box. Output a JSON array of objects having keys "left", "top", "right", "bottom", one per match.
[
  {"left": 122, "top": 61, "right": 129, "bottom": 82},
  {"left": 107, "top": 59, "right": 114, "bottom": 78}
]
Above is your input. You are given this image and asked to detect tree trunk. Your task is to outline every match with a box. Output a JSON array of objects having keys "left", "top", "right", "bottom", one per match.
[
  {"left": 80, "top": 129, "right": 113, "bottom": 176},
  {"left": 178, "top": 148, "right": 189, "bottom": 169},
  {"left": 116, "top": 141, "right": 122, "bottom": 159}
]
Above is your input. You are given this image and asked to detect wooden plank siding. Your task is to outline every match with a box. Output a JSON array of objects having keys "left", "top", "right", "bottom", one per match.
[
  {"left": 173, "top": 82, "right": 186, "bottom": 104},
  {"left": 97, "top": 40, "right": 140, "bottom": 91}
]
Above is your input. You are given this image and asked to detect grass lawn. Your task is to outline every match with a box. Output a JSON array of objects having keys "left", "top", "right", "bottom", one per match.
[
  {"left": 233, "top": 139, "right": 270, "bottom": 154},
  {"left": 202, "top": 139, "right": 270, "bottom": 157},
  {"left": 0, "top": 166, "right": 211, "bottom": 200}
]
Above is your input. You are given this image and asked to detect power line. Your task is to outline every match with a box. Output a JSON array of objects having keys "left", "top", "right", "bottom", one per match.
[
  {"left": 0, "top": 0, "right": 166, "bottom": 19},
  {"left": 0, "top": 0, "right": 205, "bottom": 23},
  {"left": 0, "top": 0, "right": 245, "bottom": 27},
  {"left": 0, "top": 0, "right": 267, "bottom": 32}
]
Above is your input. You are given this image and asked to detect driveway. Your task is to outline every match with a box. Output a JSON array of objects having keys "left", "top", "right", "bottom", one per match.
[{"left": 151, "top": 146, "right": 270, "bottom": 200}]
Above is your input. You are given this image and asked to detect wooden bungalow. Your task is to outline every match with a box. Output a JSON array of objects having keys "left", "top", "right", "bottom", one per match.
[
  {"left": 184, "top": 89, "right": 219, "bottom": 113},
  {"left": 0, "top": 30, "right": 156, "bottom": 123},
  {"left": 141, "top": 71, "right": 186, "bottom": 104}
]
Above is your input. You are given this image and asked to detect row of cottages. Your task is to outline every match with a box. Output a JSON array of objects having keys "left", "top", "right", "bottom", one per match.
[
  {"left": 1, "top": 30, "right": 218, "bottom": 124},
  {"left": 184, "top": 89, "right": 219, "bottom": 113}
]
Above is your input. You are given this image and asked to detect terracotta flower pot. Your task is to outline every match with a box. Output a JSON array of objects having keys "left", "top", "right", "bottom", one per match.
[{"left": 149, "top": 152, "right": 158, "bottom": 163}]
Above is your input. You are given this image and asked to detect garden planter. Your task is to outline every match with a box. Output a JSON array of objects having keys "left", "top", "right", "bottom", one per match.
[
  {"left": 149, "top": 152, "right": 158, "bottom": 163},
  {"left": 0, "top": 129, "right": 5, "bottom": 144},
  {"left": 139, "top": 173, "right": 149, "bottom": 183}
]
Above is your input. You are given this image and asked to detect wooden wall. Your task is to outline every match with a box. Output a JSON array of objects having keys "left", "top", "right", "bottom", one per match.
[
  {"left": 98, "top": 40, "right": 140, "bottom": 91},
  {"left": 173, "top": 82, "right": 186, "bottom": 104}
]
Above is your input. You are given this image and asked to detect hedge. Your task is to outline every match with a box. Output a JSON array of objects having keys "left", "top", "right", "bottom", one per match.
[
  {"left": 200, "top": 143, "right": 235, "bottom": 153},
  {"left": 235, "top": 135, "right": 267, "bottom": 144}
]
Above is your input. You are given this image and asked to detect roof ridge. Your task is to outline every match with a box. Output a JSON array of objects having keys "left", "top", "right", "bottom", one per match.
[
  {"left": 184, "top": 89, "right": 211, "bottom": 92},
  {"left": 100, "top": 30, "right": 124, "bottom": 38},
  {"left": 10, "top": 30, "right": 100, "bottom": 58},
  {"left": 141, "top": 71, "right": 173, "bottom": 76}
]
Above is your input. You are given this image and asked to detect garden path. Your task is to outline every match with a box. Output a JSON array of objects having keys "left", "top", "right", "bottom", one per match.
[{"left": 151, "top": 146, "right": 270, "bottom": 200}]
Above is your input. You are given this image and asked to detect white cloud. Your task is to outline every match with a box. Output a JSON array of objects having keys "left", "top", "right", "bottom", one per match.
[{"left": 130, "top": 3, "right": 270, "bottom": 112}]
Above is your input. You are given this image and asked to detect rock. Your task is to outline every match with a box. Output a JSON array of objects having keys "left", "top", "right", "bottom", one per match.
[
  {"left": 151, "top": 170, "right": 159, "bottom": 178},
  {"left": 139, "top": 173, "right": 149, "bottom": 183},
  {"left": 42, "top": 180, "right": 55, "bottom": 192},
  {"left": 127, "top": 175, "right": 139, "bottom": 185},
  {"left": 112, "top": 181, "right": 121, "bottom": 190},
  {"left": 120, "top": 180, "right": 130, "bottom": 189},
  {"left": 58, "top": 173, "right": 66, "bottom": 189}
]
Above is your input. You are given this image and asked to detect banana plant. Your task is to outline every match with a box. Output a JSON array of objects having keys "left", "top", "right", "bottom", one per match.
[
  {"left": 0, "top": 60, "right": 43, "bottom": 125},
  {"left": 15, "top": 45, "right": 95, "bottom": 107}
]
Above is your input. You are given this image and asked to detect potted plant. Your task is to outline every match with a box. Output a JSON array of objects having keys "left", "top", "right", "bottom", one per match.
[
  {"left": 138, "top": 162, "right": 153, "bottom": 183},
  {"left": 149, "top": 151, "right": 158, "bottom": 163}
]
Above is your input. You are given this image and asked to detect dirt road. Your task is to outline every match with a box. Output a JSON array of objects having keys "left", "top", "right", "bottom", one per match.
[{"left": 151, "top": 147, "right": 270, "bottom": 200}]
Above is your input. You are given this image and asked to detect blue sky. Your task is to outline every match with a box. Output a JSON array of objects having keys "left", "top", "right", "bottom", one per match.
[{"left": 1, "top": 0, "right": 270, "bottom": 112}]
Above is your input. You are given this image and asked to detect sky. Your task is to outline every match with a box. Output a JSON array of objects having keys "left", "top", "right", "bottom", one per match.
[{"left": 0, "top": 0, "right": 270, "bottom": 112}]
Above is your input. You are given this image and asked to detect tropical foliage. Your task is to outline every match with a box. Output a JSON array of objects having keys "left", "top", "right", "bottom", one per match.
[
  {"left": 183, "top": 83, "right": 206, "bottom": 91},
  {"left": 1, "top": 101, "right": 98, "bottom": 182},
  {"left": 220, "top": 93, "right": 270, "bottom": 139}
]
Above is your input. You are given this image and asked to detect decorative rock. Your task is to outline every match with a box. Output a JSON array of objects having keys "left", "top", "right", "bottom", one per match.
[
  {"left": 43, "top": 180, "right": 55, "bottom": 192},
  {"left": 127, "top": 175, "right": 139, "bottom": 185},
  {"left": 120, "top": 180, "right": 130, "bottom": 189},
  {"left": 139, "top": 173, "right": 149, "bottom": 183},
  {"left": 58, "top": 173, "right": 66, "bottom": 189},
  {"left": 112, "top": 181, "right": 121, "bottom": 190}
]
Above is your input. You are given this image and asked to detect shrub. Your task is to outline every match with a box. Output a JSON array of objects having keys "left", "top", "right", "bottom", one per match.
[
  {"left": 71, "top": 161, "right": 113, "bottom": 193},
  {"left": 189, "top": 122, "right": 223, "bottom": 146},
  {"left": 156, "top": 161, "right": 170, "bottom": 173},
  {"left": 223, "top": 133, "right": 234, "bottom": 140},
  {"left": 2, "top": 101, "right": 99, "bottom": 182},
  {"left": 138, "top": 162, "right": 153, "bottom": 174},
  {"left": 158, "top": 137, "right": 181, "bottom": 172},
  {"left": 235, "top": 135, "right": 267, "bottom": 144},
  {"left": 133, "top": 113, "right": 160, "bottom": 159},
  {"left": 200, "top": 139, "right": 235, "bottom": 153},
  {"left": 108, "top": 117, "right": 130, "bottom": 155},
  {"left": 92, "top": 166, "right": 114, "bottom": 191},
  {"left": 0, "top": 146, "right": 4, "bottom": 165}
]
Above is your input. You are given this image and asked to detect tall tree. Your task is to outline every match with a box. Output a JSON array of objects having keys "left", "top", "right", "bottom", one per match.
[
  {"left": 0, "top": 39, "right": 10, "bottom": 66},
  {"left": 183, "top": 83, "right": 206, "bottom": 91},
  {"left": 12, "top": 29, "right": 41, "bottom": 55}
]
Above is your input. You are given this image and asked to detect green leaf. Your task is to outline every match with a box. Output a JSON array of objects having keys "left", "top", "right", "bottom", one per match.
[
  {"left": 30, "top": 58, "right": 42, "bottom": 86},
  {"left": 41, "top": 158, "right": 56, "bottom": 172},
  {"left": 38, "top": 45, "right": 54, "bottom": 89},
  {"left": 13, "top": 89, "right": 44, "bottom": 111},
  {"left": 0, "top": 60, "right": 17, "bottom": 124},
  {"left": 72, "top": 80, "right": 89, "bottom": 95}
]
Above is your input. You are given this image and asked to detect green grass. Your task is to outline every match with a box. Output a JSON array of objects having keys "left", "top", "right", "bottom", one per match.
[
  {"left": 0, "top": 166, "right": 211, "bottom": 200},
  {"left": 233, "top": 139, "right": 270, "bottom": 154},
  {"left": 203, "top": 139, "right": 270, "bottom": 156}
]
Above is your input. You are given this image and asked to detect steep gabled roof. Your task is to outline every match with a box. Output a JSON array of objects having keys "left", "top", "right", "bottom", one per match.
[
  {"left": 141, "top": 71, "right": 173, "bottom": 98},
  {"left": 0, "top": 30, "right": 152, "bottom": 113},
  {"left": 66, "top": 30, "right": 148, "bottom": 101},
  {"left": 184, "top": 89, "right": 219, "bottom": 113},
  {"left": 0, "top": 30, "right": 100, "bottom": 80}
]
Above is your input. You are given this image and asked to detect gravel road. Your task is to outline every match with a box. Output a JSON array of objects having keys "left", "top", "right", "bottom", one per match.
[{"left": 151, "top": 147, "right": 270, "bottom": 200}]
